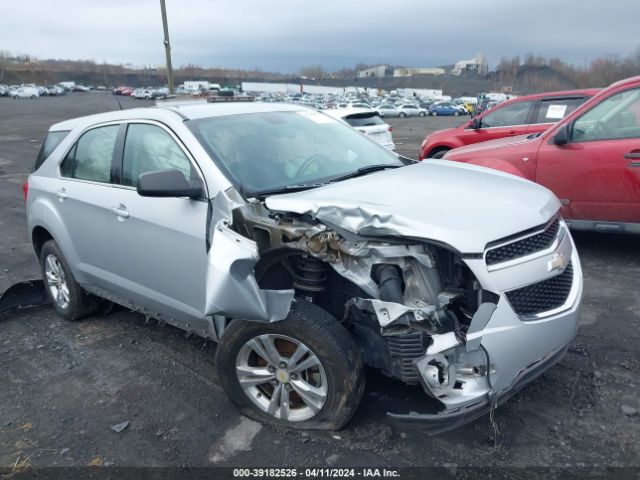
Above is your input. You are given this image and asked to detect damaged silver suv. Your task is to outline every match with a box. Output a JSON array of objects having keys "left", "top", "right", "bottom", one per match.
[{"left": 26, "top": 102, "right": 582, "bottom": 433}]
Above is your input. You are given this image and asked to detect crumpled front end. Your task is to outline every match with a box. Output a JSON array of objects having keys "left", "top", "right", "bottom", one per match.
[{"left": 387, "top": 217, "right": 582, "bottom": 433}]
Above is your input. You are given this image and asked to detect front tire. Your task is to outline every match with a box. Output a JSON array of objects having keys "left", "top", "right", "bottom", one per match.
[
  {"left": 40, "top": 240, "right": 99, "bottom": 320},
  {"left": 215, "top": 300, "right": 365, "bottom": 430},
  {"left": 398, "top": 112, "right": 407, "bottom": 118}
]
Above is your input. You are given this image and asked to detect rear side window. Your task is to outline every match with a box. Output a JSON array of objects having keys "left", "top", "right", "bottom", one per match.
[
  {"left": 481, "top": 101, "right": 534, "bottom": 128},
  {"left": 532, "top": 97, "right": 587, "bottom": 124},
  {"left": 60, "top": 125, "right": 118, "bottom": 183},
  {"left": 34, "top": 131, "right": 69, "bottom": 171},
  {"left": 122, "top": 123, "right": 194, "bottom": 187},
  {"left": 344, "top": 113, "right": 386, "bottom": 127}
]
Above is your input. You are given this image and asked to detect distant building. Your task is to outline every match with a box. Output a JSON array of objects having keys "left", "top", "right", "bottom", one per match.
[
  {"left": 451, "top": 53, "right": 488, "bottom": 76},
  {"left": 357, "top": 65, "right": 390, "bottom": 78},
  {"left": 393, "top": 67, "right": 445, "bottom": 77}
]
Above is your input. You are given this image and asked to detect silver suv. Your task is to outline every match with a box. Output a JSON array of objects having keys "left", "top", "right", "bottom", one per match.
[{"left": 26, "top": 102, "right": 582, "bottom": 432}]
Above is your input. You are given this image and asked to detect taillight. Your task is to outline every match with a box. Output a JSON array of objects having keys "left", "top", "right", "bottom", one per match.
[
  {"left": 22, "top": 181, "right": 28, "bottom": 202},
  {"left": 388, "top": 126, "right": 393, "bottom": 132}
]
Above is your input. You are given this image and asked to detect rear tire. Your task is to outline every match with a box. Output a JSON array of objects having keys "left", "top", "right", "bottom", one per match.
[
  {"left": 215, "top": 300, "right": 365, "bottom": 430},
  {"left": 40, "top": 240, "right": 100, "bottom": 321},
  {"left": 419, "top": 112, "right": 426, "bottom": 117},
  {"left": 431, "top": 111, "right": 437, "bottom": 116}
]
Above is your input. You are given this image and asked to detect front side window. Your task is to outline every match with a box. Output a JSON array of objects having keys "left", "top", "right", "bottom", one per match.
[
  {"left": 480, "top": 101, "right": 534, "bottom": 128},
  {"left": 60, "top": 125, "right": 118, "bottom": 182},
  {"left": 122, "top": 123, "right": 194, "bottom": 187},
  {"left": 571, "top": 88, "right": 640, "bottom": 142},
  {"left": 188, "top": 110, "right": 403, "bottom": 195},
  {"left": 532, "top": 97, "right": 586, "bottom": 124}
]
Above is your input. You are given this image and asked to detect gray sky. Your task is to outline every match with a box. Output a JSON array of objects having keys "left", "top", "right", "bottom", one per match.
[{"left": 1, "top": 0, "right": 638, "bottom": 73}]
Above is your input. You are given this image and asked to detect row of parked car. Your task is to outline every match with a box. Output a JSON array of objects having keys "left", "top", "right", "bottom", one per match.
[{"left": 0, "top": 84, "right": 66, "bottom": 98}]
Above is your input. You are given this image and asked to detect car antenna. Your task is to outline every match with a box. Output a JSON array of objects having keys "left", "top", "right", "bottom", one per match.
[{"left": 115, "top": 97, "right": 123, "bottom": 110}]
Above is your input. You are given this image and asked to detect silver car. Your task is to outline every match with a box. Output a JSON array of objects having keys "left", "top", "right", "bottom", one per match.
[{"left": 26, "top": 102, "right": 582, "bottom": 432}]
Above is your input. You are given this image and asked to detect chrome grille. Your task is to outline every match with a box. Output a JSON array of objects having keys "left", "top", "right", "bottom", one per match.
[
  {"left": 486, "top": 217, "right": 560, "bottom": 266},
  {"left": 505, "top": 262, "right": 573, "bottom": 318}
]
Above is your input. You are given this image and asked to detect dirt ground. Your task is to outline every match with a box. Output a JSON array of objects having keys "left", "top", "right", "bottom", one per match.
[{"left": 0, "top": 93, "right": 638, "bottom": 469}]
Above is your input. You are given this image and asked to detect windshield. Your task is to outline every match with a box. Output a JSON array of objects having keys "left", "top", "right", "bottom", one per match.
[{"left": 187, "top": 110, "right": 403, "bottom": 195}]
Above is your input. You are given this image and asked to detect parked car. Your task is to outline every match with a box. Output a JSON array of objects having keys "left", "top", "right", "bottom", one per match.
[
  {"left": 26, "top": 103, "right": 582, "bottom": 432},
  {"left": 378, "top": 103, "right": 426, "bottom": 118},
  {"left": 429, "top": 102, "right": 464, "bottom": 116},
  {"left": 0, "top": 84, "right": 9, "bottom": 96},
  {"left": 420, "top": 89, "right": 599, "bottom": 159},
  {"left": 325, "top": 108, "right": 395, "bottom": 150},
  {"left": 443, "top": 77, "right": 640, "bottom": 231},
  {"left": 12, "top": 86, "right": 39, "bottom": 99},
  {"left": 131, "top": 88, "right": 155, "bottom": 100}
]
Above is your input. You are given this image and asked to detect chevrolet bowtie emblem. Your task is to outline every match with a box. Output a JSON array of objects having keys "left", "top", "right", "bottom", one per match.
[{"left": 548, "top": 252, "right": 568, "bottom": 272}]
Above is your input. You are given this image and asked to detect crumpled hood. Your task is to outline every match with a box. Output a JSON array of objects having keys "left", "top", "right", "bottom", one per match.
[
  {"left": 265, "top": 160, "right": 560, "bottom": 253},
  {"left": 445, "top": 133, "right": 538, "bottom": 158}
]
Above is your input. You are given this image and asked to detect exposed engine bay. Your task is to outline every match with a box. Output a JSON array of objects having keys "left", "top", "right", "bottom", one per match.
[{"left": 223, "top": 194, "right": 500, "bottom": 406}]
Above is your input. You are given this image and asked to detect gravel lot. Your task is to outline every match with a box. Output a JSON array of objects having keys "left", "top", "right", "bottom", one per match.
[{"left": 0, "top": 93, "right": 638, "bottom": 469}]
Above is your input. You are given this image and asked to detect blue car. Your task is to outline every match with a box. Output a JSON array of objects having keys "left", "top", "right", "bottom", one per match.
[{"left": 429, "top": 102, "right": 464, "bottom": 116}]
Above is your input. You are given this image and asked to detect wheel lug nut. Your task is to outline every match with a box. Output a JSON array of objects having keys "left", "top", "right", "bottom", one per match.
[
  {"left": 279, "top": 362, "right": 287, "bottom": 369},
  {"left": 267, "top": 366, "right": 275, "bottom": 373},
  {"left": 290, "top": 374, "right": 297, "bottom": 380}
]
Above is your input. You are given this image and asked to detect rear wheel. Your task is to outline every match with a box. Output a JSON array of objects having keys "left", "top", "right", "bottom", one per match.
[
  {"left": 40, "top": 240, "right": 100, "bottom": 320},
  {"left": 431, "top": 111, "right": 438, "bottom": 116},
  {"left": 454, "top": 111, "right": 460, "bottom": 116},
  {"left": 215, "top": 300, "right": 365, "bottom": 430},
  {"left": 419, "top": 111, "right": 426, "bottom": 117}
]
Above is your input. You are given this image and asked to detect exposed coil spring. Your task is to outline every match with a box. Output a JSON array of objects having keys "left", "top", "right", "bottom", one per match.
[{"left": 292, "top": 256, "right": 327, "bottom": 294}]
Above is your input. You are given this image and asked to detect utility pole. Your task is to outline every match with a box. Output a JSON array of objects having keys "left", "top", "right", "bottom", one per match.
[{"left": 160, "top": 0, "right": 174, "bottom": 94}]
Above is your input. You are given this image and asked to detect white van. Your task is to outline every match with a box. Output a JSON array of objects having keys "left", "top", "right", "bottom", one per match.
[{"left": 12, "top": 86, "right": 40, "bottom": 99}]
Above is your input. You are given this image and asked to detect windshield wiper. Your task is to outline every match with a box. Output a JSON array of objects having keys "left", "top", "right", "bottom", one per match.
[
  {"left": 328, "top": 164, "right": 402, "bottom": 183},
  {"left": 250, "top": 183, "right": 326, "bottom": 198}
]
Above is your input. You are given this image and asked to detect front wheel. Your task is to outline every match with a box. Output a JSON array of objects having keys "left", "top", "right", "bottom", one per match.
[
  {"left": 431, "top": 111, "right": 437, "bottom": 116},
  {"left": 454, "top": 111, "right": 460, "bottom": 116},
  {"left": 398, "top": 112, "right": 407, "bottom": 118},
  {"left": 215, "top": 300, "right": 365, "bottom": 430}
]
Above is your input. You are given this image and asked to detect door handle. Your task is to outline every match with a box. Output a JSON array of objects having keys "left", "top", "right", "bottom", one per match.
[
  {"left": 627, "top": 161, "right": 640, "bottom": 168},
  {"left": 111, "top": 205, "right": 129, "bottom": 219},
  {"left": 623, "top": 152, "right": 640, "bottom": 159},
  {"left": 55, "top": 189, "right": 67, "bottom": 200}
]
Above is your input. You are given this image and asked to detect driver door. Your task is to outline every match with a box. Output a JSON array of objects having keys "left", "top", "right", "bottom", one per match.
[{"left": 536, "top": 87, "right": 640, "bottom": 223}]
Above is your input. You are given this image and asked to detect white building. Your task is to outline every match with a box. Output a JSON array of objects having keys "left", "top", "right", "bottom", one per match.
[
  {"left": 357, "top": 65, "right": 390, "bottom": 79},
  {"left": 451, "top": 53, "right": 488, "bottom": 76}
]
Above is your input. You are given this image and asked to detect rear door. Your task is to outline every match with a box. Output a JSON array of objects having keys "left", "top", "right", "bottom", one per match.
[
  {"left": 55, "top": 123, "right": 121, "bottom": 287},
  {"left": 106, "top": 121, "right": 210, "bottom": 321},
  {"left": 469, "top": 100, "right": 535, "bottom": 142},
  {"left": 536, "top": 86, "right": 640, "bottom": 223}
]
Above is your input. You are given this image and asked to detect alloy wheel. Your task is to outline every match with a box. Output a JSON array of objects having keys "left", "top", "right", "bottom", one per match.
[
  {"left": 235, "top": 334, "right": 328, "bottom": 422},
  {"left": 44, "top": 254, "right": 70, "bottom": 309}
]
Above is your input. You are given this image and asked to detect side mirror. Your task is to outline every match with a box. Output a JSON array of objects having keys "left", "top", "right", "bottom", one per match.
[
  {"left": 468, "top": 117, "right": 482, "bottom": 129},
  {"left": 553, "top": 124, "right": 570, "bottom": 145},
  {"left": 137, "top": 169, "right": 204, "bottom": 199}
]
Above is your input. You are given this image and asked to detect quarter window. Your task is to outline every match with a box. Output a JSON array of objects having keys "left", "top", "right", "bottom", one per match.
[
  {"left": 122, "top": 124, "right": 194, "bottom": 187},
  {"left": 60, "top": 125, "right": 118, "bottom": 182},
  {"left": 571, "top": 88, "right": 640, "bottom": 142},
  {"left": 480, "top": 101, "right": 534, "bottom": 128}
]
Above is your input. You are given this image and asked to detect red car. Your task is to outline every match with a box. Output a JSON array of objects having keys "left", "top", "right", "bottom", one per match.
[
  {"left": 443, "top": 76, "right": 640, "bottom": 232},
  {"left": 419, "top": 89, "right": 599, "bottom": 160}
]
